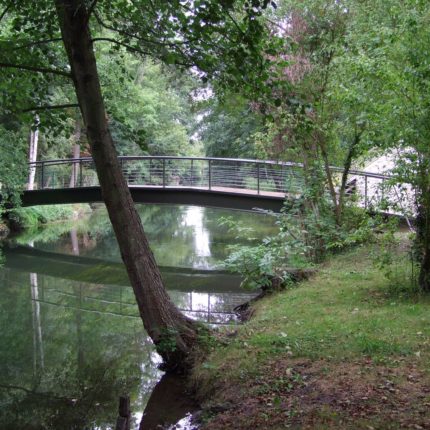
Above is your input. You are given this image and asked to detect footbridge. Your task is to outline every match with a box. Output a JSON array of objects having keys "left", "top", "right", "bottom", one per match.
[{"left": 23, "top": 156, "right": 395, "bottom": 212}]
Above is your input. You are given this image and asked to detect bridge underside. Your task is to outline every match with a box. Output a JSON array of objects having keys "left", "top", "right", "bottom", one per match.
[{"left": 21, "top": 186, "right": 285, "bottom": 212}]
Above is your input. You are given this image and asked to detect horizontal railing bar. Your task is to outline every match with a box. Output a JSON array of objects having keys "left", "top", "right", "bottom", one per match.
[{"left": 28, "top": 156, "right": 394, "bottom": 180}]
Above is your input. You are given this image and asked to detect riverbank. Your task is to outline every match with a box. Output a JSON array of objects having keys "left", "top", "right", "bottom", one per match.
[
  {"left": 5, "top": 203, "right": 92, "bottom": 232},
  {"left": 192, "top": 242, "right": 430, "bottom": 429}
]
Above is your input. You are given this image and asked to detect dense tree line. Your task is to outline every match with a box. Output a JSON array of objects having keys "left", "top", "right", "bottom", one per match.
[{"left": 208, "top": 0, "right": 430, "bottom": 292}]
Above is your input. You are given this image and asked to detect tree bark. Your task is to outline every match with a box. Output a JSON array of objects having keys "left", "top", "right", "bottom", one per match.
[
  {"left": 417, "top": 186, "right": 430, "bottom": 293},
  {"left": 337, "top": 131, "right": 361, "bottom": 224},
  {"left": 419, "top": 245, "right": 430, "bottom": 292},
  {"left": 319, "top": 139, "right": 340, "bottom": 224},
  {"left": 54, "top": 0, "right": 198, "bottom": 371}
]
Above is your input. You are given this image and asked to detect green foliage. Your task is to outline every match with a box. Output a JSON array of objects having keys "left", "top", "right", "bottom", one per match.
[
  {"left": 222, "top": 192, "right": 380, "bottom": 291},
  {"left": 200, "top": 94, "right": 264, "bottom": 158},
  {"left": 371, "top": 222, "right": 422, "bottom": 296},
  {"left": 225, "top": 244, "right": 281, "bottom": 290},
  {"left": 157, "top": 327, "right": 179, "bottom": 354},
  {"left": 8, "top": 204, "right": 83, "bottom": 229},
  {"left": 221, "top": 210, "right": 309, "bottom": 289},
  {"left": 0, "top": 126, "right": 27, "bottom": 210},
  {"left": 100, "top": 57, "right": 201, "bottom": 156}
]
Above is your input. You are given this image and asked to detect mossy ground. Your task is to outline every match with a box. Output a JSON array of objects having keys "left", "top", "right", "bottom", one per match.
[{"left": 192, "top": 241, "right": 430, "bottom": 429}]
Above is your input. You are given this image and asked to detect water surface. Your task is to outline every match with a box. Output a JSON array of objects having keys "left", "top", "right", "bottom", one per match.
[{"left": 0, "top": 204, "right": 276, "bottom": 429}]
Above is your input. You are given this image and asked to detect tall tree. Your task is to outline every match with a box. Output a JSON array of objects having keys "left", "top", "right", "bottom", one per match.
[
  {"left": 53, "top": 0, "right": 197, "bottom": 370},
  {"left": 0, "top": 0, "right": 271, "bottom": 369},
  {"left": 335, "top": 0, "right": 430, "bottom": 291}
]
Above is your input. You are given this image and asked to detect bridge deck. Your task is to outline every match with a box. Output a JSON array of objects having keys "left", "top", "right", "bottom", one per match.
[
  {"left": 22, "top": 185, "right": 288, "bottom": 211},
  {"left": 129, "top": 184, "right": 285, "bottom": 197}
]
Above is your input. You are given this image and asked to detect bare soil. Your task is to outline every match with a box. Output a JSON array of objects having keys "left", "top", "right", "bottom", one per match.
[{"left": 199, "top": 357, "right": 430, "bottom": 429}]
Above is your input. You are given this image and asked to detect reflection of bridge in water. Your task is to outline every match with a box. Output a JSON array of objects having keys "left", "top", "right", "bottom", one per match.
[
  {"left": 4, "top": 245, "right": 256, "bottom": 324},
  {"left": 23, "top": 156, "right": 397, "bottom": 212},
  {"left": 32, "top": 287, "right": 252, "bottom": 325}
]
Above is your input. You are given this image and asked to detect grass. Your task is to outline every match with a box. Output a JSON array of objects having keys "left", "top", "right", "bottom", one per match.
[
  {"left": 192, "top": 241, "right": 430, "bottom": 429},
  {"left": 8, "top": 204, "right": 92, "bottom": 230}
]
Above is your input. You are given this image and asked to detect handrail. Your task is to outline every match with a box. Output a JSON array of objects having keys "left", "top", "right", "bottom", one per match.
[
  {"left": 28, "top": 155, "right": 394, "bottom": 179},
  {"left": 29, "top": 155, "right": 299, "bottom": 165},
  {"left": 28, "top": 155, "right": 393, "bottom": 180},
  {"left": 25, "top": 155, "right": 409, "bottom": 214}
]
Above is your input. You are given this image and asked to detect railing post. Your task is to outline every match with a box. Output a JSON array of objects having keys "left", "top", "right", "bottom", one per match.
[
  {"left": 257, "top": 162, "right": 260, "bottom": 195},
  {"left": 364, "top": 175, "right": 368, "bottom": 209},
  {"left": 79, "top": 159, "right": 83, "bottom": 187},
  {"left": 162, "top": 158, "right": 166, "bottom": 188},
  {"left": 41, "top": 162, "right": 45, "bottom": 190},
  {"left": 208, "top": 159, "right": 212, "bottom": 190},
  {"left": 190, "top": 159, "right": 194, "bottom": 186}
]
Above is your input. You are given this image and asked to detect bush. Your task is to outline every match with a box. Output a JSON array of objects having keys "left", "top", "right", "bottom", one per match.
[
  {"left": 8, "top": 204, "right": 90, "bottom": 230},
  {"left": 222, "top": 197, "right": 379, "bottom": 290}
]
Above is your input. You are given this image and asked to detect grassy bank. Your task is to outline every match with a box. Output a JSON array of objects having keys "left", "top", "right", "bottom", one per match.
[
  {"left": 193, "top": 243, "right": 430, "bottom": 429},
  {"left": 7, "top": 203, "right": 92, "bottom": 231}
]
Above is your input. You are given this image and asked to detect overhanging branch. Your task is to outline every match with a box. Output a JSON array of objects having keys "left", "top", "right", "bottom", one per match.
[
  {"left": 93, "top": 11, "right": 191, "bottom": 48},
  {"left": 87, "top": 0, "right": 98, "bottom": 19},
  {"left": 2, "top": 38, "right": 64, "bottom": 51},
  {"left": 0, "top": 1, "right": 12, "bottom": 22},
  {"left": 92, "top": 37, "right": 193, "bottom": 67},
  {"left": 0, "top": 62, "right": 72, "bottom": 77},
  {"left": 91, "top": 37, "right": 152, "bottom": 55},
  {"left": 21, "top": 103, "right": 79, "bottom": 113}
]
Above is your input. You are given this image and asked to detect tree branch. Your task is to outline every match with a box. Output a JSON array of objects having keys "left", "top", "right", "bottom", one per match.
[
  {"left": 2, "top": 38, "right": 64, "bottom": 51},
  {"left": 0, "top": 1, "right": 12, "bottom": 23},
  {"left": 91, "top": 37, "right": 152, "bottom": 55},
  {"left": 87, "top": 0, "right": 98, "bottom": 18},
  {"left": 0, "top": 62, "right": 71, "bottom": 77},
  {"left": 91, "top": 37, "right": 193, "bottom": 67},
  {"left": 225, "top": 9, "right": 245, "bottom": 37},
  {"left": 21, "top": 103, "right": 79, "bottom": 113},
  {"left": 93, "top": 11, "right": 192, "bottom": 48},
  {"left": 0, "top": 383, "right": 73, "bottom": 401}
]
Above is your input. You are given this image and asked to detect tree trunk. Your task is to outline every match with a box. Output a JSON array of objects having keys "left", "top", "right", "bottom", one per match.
[
  {"left": 54, "top": 0, "right": 199, "bottom": 371},
  {"left": 337, "top": 131, "right": 361, "bottom": 224},
  {"left": 27, "top": 115, "right": 40, "bottom": 191},
  {"left": 319, "top": 139, "right": 340, "bottom": 224},
  {"left": 419, "top": 245, "right": 430, "bottom": 292},
  {"left": 417, "top": 186, "right": 430, "bottom": 293}
]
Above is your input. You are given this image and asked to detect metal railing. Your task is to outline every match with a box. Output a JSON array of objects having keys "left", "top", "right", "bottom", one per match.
[
  {"left": 29, "top": 156, "right": 306, "bottom": 195},
  {"left": 27, "top": 155, "right": 412, "bottom": 212}
]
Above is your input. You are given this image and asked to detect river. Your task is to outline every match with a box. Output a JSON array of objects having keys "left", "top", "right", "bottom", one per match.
[{"left": 0, "top": 204, "right": 276, "bottom": 429}]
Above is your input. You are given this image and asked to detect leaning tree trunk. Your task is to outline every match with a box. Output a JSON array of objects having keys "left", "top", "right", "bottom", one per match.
[{"left": 54, "top": 0, "right": 198, "bottom": 371}]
